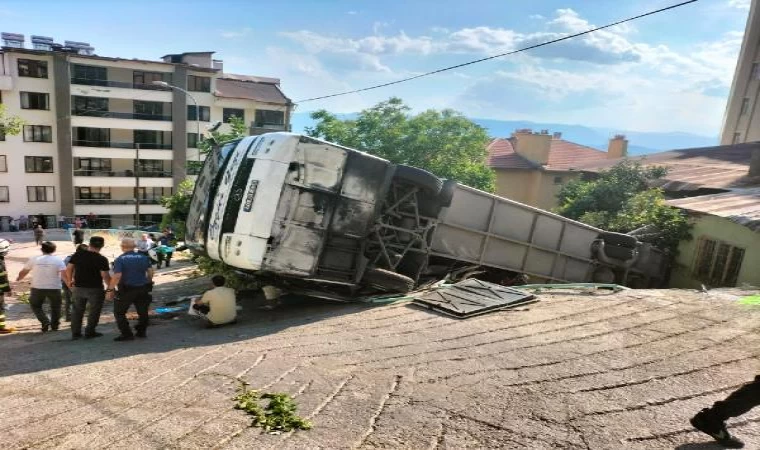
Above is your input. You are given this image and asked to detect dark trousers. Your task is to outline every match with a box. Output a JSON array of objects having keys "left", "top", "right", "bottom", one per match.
[
  {"left": 62, "top": 285, "right": 72, "bottom": 321},
  {"left": 29, "top": 288, "right": 62, "bottom": 328},
  {"left": 192, "top": 303, "right": 210, "bottom": 314},
  {"left": 156, "top": 252, "right": 172, "bottom": 268},
  {"left": 114, "top": 286, "right": 151, "bottom": 337},
  {"left": 71, "top": 287, "right": 105, "bottom": 336},
  {"left": 711, "top": 375, "right": 760, "bottom": 420}
]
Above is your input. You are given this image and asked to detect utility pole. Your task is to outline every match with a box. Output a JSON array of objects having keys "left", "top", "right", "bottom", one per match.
[{"left": 135, "top": 143, "right": 140, "bottom": 228}]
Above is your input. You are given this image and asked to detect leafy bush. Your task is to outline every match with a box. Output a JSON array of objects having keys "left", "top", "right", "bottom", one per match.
[{"left": 233, "top": 382, "right": 312, "bottom": 432}]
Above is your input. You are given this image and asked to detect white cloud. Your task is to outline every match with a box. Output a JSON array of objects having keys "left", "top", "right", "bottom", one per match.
[
  {"left": 529, "top": 14, "right": 545, "bottom": 20},
  {"left": 728, "top": 0, "right": 750, "bottom": 9},
  {"left": 275, "top": 8, "right": 743, "bottom": 134},
  {"left": 347, "top": 10, "right": 358, "bottom": 15},
  {"left": 221, "top": 27, "right": 252, "bottom": 39}
]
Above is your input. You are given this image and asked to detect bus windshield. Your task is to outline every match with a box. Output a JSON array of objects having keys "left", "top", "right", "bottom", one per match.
[{"left": 184, "top": 139, "right": 241, "bottom": 253}]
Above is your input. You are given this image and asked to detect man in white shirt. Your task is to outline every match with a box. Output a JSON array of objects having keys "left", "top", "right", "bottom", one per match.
[
  {"left": 136, "top": 233, "right": 153, "bottom": 254},
  {"left": 193, "top": 275, "right": 237, "bottom": 327},
  {"left": 17, "top": 241, "right": 66, "bottom": 332}
]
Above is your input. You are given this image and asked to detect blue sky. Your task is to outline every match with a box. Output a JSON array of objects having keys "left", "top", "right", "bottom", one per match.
[{"left": 1, "top": 0, "right": 750, "bottom": 136}]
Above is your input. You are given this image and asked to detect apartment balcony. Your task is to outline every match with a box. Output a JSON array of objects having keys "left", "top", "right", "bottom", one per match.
[
  {"left": 71, "top": 112, "right": 173, "bottom": 131},
  {"left": 73, "top": 170, "right": 173, "bottom": 188},
  {"left": 73, "top": 110, "right": 172, "bottom": 122},
  {"left": 74, "top": 198, "right": 163, "bottom": 205},
  {"left": 70, "top": 78, "right": 173, "bottom": 102},
  {"left": 71, "top": 78, "right": 171, "bottom": 91},
  {"left": 73, "top": 201, "right": 167, "bottom": 216},
  {"left": 73, "top": 139, "right": 172, "bottom": 150}
]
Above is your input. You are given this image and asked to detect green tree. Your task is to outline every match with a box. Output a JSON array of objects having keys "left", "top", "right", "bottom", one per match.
[
  {"left": 0, "top": 104, "right": 24, "bottom": 137},
  {"left": 556, "top": 161, "right": 690, "bottom": 253},
  {"left": 306, "top": 97, "right": 495, "bottom": 191},
  {"left": 159, "top": 179, "right": 194, "bottom": 239}
]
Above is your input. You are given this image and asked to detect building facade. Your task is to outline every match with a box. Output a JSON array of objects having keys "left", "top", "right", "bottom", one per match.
[
  {"left": 720, "top": 0, "right": 760, "bottom": 145},
  {"left": 0, "top": 35, "right": 292, "bottom": 229},
  {"left": 487, "top": 130, "right": 628, "bottom": 210}
]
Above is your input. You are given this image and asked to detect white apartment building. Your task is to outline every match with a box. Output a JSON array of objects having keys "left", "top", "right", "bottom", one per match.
[
  {"left": 0, "top": 33, "right": 292, "bottom": 230},
  {"left": 721, "top": 0, "right": 760, "bottom": 144}
]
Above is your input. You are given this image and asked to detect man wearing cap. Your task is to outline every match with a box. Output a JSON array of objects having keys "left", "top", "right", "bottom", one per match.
[
  {"left": 107, "top": 238, "right": 154, "bottom": 341},
  {"left": 65, "top": 236, "right": 111, "bottom": 340}
]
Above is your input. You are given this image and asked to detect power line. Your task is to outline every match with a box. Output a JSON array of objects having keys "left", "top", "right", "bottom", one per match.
[{"left": 295, "top": 0, "right": 698, "bottom": 103}]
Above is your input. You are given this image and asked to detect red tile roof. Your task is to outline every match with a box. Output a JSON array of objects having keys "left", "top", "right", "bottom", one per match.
[
  {"left": 577, "top": 142, "right": 760, "bottom": 191},
  {"left": 486, "top": 138, "right": 608, "bottom": 171},
  {"left": 486, "top": 138, "right": 537, "bottom": 170}
]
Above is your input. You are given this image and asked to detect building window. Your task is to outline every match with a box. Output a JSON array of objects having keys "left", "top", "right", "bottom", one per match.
[
  {"left": 693, "top": 238, "right": 745, "bottom": 287},
  {"left": 134, "top": 100, "right": 166, "bottom": 119},
  {"left": 18, "top": 59, "right": 48, "bottom": 78},
  {"left": 733, "top": 132, "right": 741, "bottom": 144},
  {"left": 24, "top": 156, "right": 53, "bottom": 173},
  {"left": 0, "top": 155, "right": 6, "bottom": 172},
  {"left": 254, "top": 109, "right": 285, "bottom": 127},
  {"left": 71, "top": 64, "right": 107, "bottom": 85},
  {"left": 740, "top": 98, "right": 750, "bottom": 116},
  {"left": 136, "top": 187, "right": 171, "bottom": 202},
  {"left": 133, "top": 71, "right": 166, "bottom": 88},
  {"left": 187, "top": 75, "right": 211, "bottom": 92},
  {"left": 136, "top": 159, "right": 165, "bottom": 173},
  {"left": 553, "top": 176, "right": 563, "bottom": 185},
  {"left": 20, "top": 92, "right": 50, "bottom": 110},
  {"left": 23, "top": 125, "right": 53, "bottom": 143},
  {"left": 134, "top": 130, "right": 168, "bottom": 148},
  {"left": 74, "top": 158, "right": 112, "bottom": 174},
  {"left": 27, "top": 186, "right": 55, "bottom": 202},
  {"left": 74, "top": 127, "right": 110, "bottom": 146},
  {"left": 73, "top": 96, "right": 108, "bottom": 115},
  {"left": 76, "top": 187, "right": 111, "bottom": 200},
  {"left": 188, "top": 133, "right": 199, "bottom": 148},
  {"left": 223, "top": 108, "right": 244, "bottom": 123},
  {"left": 187, "top": 105, "right": 210, "bottom": 121},
  {"left": 0, "top": 186, "right": 8, "bottom": 202}
]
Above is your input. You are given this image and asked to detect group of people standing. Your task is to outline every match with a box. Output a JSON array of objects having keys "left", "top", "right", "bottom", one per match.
[{"left": 15, "top": 237, "right": 154, "bottom": 341}]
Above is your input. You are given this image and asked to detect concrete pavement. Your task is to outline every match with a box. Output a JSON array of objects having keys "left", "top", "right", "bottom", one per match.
[{"left": 1, "top": 274, "right": 759, "bottom": 448}]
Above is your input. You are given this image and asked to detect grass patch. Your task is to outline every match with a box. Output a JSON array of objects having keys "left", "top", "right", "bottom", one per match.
[{"left": 233, "top": 381, "right": 312, "bottom": 432}]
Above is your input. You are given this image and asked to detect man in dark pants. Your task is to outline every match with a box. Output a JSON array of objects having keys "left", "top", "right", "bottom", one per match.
[
  {"left": 17, "top": 241, "right": 66, "bottom": 332},
  {"left": 66, "top": 238, "right": 110, "bottom": 340},
  {"left": 107, "top": 238, "right": 153, "bottom": 341},
  {"left": 691, "top": 375, "right": 760, "bottom": 448}
]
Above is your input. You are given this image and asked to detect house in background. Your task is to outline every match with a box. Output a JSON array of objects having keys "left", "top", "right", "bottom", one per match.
[
  {"left": 486, "top": 129, "right": 628, "bottom": 210},
  {"left": 578, "top": 142, "right": 760, "bottom": 289}
]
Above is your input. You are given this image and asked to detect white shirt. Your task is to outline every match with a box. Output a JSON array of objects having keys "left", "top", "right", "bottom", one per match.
[
  {"left": 136, "top": 239, "right": 153, "bottom": 252},
  {"left": 24, "top": 254, "right": 66, "bottom": 289},
  {"left": 199, "top": 286, "right": 237, "bottom": 325}
]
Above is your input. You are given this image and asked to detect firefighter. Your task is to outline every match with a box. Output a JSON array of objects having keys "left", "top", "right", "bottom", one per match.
[{"left": 0, "top": 239, "right": 15, "bottom": 334}]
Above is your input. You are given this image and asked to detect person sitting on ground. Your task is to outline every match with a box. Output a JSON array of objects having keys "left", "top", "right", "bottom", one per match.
[
  {"left": 192, "top": 275, "right": 237, "bottom": 327},
  {"left": 690, "top": 375, "right": 760, "bottom": 448},
  {"left": 17, "top": 241, "right": 66, "bottom": 332}
]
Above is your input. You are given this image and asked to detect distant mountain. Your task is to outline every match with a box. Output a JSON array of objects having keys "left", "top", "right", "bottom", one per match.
[{"left": 291, "top": 113, "right": 718, "bottom": 156}]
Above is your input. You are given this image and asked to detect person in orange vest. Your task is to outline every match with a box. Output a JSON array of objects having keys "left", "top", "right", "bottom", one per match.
[{"left": 0, "top": 239, "right": 15, "bottom": 334}]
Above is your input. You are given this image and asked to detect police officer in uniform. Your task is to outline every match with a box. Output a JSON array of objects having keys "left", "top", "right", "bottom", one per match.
[{"left": 107, "top": 238, "right": 154, "bottom": 341}]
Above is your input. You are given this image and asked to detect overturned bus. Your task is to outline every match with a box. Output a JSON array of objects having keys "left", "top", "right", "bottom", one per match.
[{"left": 185, "top": 133, "right": 668, "bottom": 300}]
